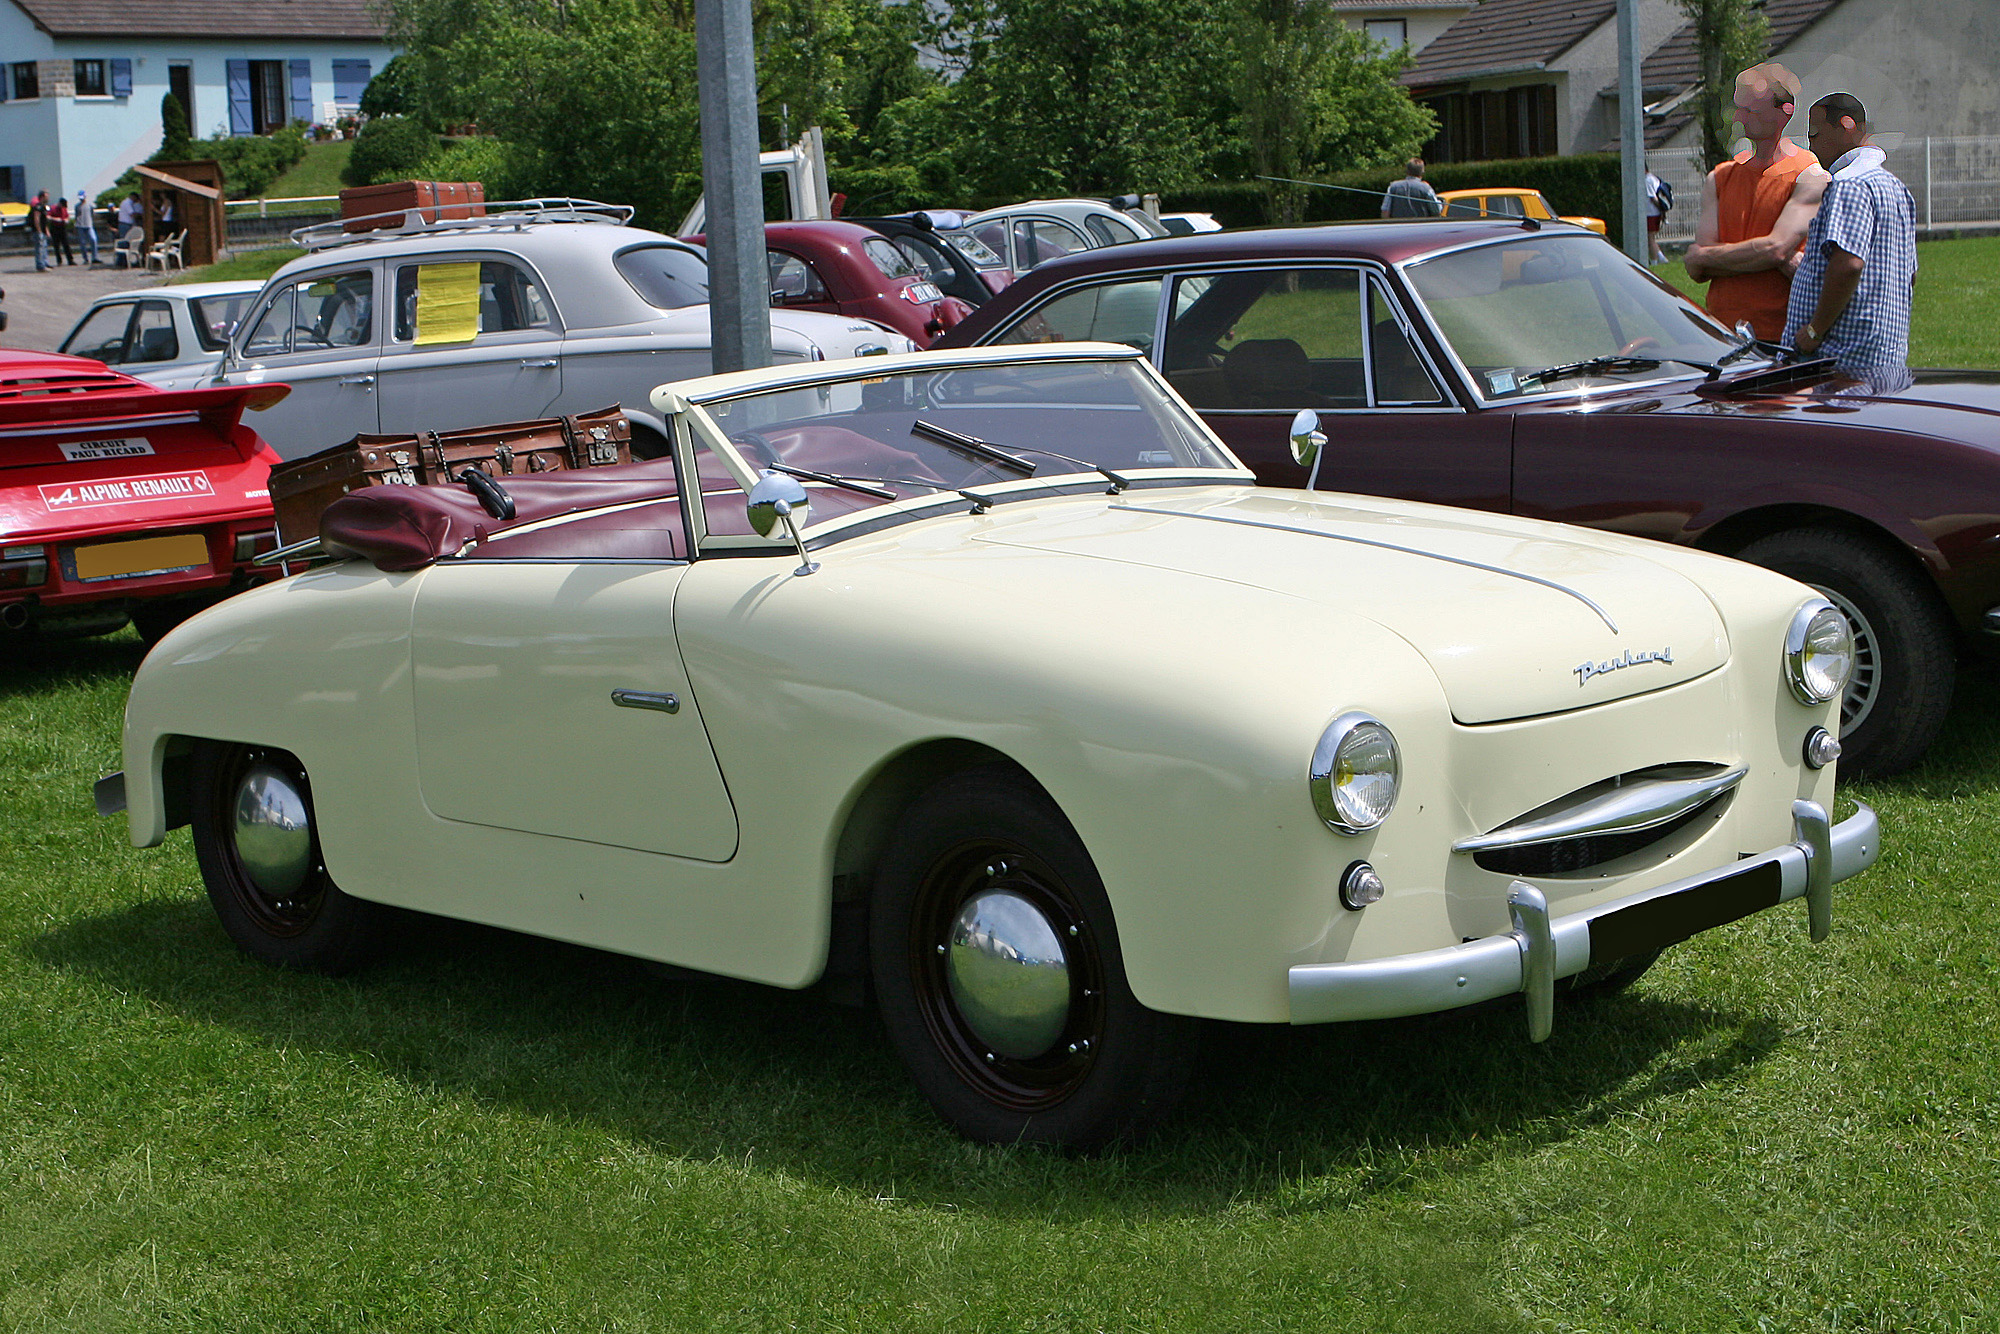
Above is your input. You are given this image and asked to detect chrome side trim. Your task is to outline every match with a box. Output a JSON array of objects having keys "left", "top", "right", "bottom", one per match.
[
  {"left": 1116, "top": 503, "right": 1619, "bottom": 632},
  {"left": 1452, "top": 765, "right": 1746, "bottom": 854},
  {"left": 1289, "top": 802, "right": 1877, "bottom": 1027}
]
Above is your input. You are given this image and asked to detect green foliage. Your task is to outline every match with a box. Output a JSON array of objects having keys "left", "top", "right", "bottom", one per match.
[
  {"left": 159, "top": 93, "right": 194, "bottom": 160},
  {"left": 1229, "top": 0, "right": 1435, "bottom": 225},
  {"left": 342, "top": 116, "right": 445, "bottom": 188},
  {"left": 414, "top": 136, "right": 545, "bottom": 202},
  {"left": 1678, "top": 0, "right": 1772, "bottom": 172},
  {"left": 360, "top": 54, "right": 420, "bottom": 120}
]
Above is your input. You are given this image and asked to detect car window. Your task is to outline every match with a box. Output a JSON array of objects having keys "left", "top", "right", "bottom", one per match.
[
  {"left": 1014, "top": 220, "right": 1085, "bottom": 270},
  {"left": 945, "top": 230, "right": 1005, "bottom": 268},
  {"left": 766, "top": 251, "right": 828, "bottom": 303},
  {"left": 127, "top": 300, "right": 179, "bottom": 364},
  {"left": 615, "top": 243, "right": 710, "bottom": 310},
  {"left": 188, "top": 292, "right": 256, "bottom": 351},
  {"left": 1084, "top": 214, "right": 1140, "bottom": 246},
  {"left": 393, "top": 261, "right": 553, "bottom": 342},
  {"left": 242, "top": 271, "right": 373, "bottom": 356},
  {"left": 993, "top": 277, "right": 1163, "bottom": 353},
  {"left": 888, "top": 235, "right": 951, "bottom": 285},
  {"left": 861, "top": 236, "right": 918, "bottom": 282},
  {"left": 1161, "top": 268, "right": 1366, "bottom": 410},
  {"left": 1487, "top": 195, "right": 1524, "bottom": 218},
  {"left": 62, "top": 302, "right": 135, "bottom": 363},
  {"left": 1368, "top": 282, "right": 1445, "bottom": 405},
  {"left": 970, "top": 222, "right": 1009, "bottom": 262}
]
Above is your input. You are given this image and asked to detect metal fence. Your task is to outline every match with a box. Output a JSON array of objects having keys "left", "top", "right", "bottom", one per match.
[{"left": 1651, "top": 134, "right": 2000, "bottom": 242}]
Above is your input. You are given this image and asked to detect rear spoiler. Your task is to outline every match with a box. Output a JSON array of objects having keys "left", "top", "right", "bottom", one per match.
[{"left": 0, "top": 379, "right": 291, "bottom": 439}]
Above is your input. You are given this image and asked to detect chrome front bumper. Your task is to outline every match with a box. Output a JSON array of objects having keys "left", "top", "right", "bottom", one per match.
[{"left": 1289, "top": 800, "right": 1878, "bottom": 1037}]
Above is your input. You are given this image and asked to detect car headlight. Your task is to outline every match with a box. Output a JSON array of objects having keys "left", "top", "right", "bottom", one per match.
[
  {"left": 1310, "top": 712, "right": 1401, "bottom": 834},
  {"left": 1785, "top": 599, "right": 1854, "bottom": 705}
]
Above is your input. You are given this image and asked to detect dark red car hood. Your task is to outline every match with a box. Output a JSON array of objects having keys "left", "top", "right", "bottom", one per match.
[{"left": 1678, "top": 366, "right": 2000, "bottom": 435}]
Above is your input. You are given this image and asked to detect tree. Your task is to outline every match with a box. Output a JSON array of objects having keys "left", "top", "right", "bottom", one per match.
[
  {"left": 1229, "top": 0, "right": 1435, "bottom": 224},
  {"left": 1678, "top": 0, "right": 1771, "bottom": 171},
  {"left": 159, "top": 93, "right": 194, "bottom": 160}
]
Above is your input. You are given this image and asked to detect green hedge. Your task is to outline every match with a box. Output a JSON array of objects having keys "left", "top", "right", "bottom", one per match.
[{"left": 1161, "top": 153, "right": 1627, "bottom": 248}]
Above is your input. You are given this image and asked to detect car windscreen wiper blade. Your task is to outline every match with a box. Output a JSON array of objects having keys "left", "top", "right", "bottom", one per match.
[
  {"left": 767, "top": 463, "right": 900, "bottom": 501},
  {"left": 910, "top": 419, "right": 1037, "bottom": 476},
  {"left": 1519, "top": 354, "right": 1720, "bottom": 387}
]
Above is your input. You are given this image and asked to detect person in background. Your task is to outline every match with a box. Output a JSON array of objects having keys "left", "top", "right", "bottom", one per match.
[
  {"left": 28, "top": 190, "right": 51, "bottom": 271},
  {"left": 75, "top": 191, "right": 100, "bottom": 265},
  {"left": 1683, "top": 63, "right": 1828, "bottom": 340},
  {"left": 1785, "top": 92, "right": 1918, "bottom": 377},
  {"left": 1380, "top": 159, "right": 1442, "bottom": 218},
  {"left": 1642, "top": 165, "right": 1669, "bottom": 264},
  {"left": 116, "top": 192, "right": 143, "bottom": 267},
  {"left": 48, "top": 193, "right": 76, "bottom": 265}
]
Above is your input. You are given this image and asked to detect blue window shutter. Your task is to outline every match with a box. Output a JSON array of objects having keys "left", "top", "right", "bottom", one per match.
[
  {"left": 289, "top": 58, "right": 312, "bottom": 125},
  {"left": 110, "top": 58, "right": 131, "bottom": 97},
  {"left": 332, "top": 59, "right": 369, "bottom": 104},
  {"left": 227, "top": 60, "right": 251, "bottom": 134},
  {"left": 3, "top": 166, "right": 24, "bottom": 203}
]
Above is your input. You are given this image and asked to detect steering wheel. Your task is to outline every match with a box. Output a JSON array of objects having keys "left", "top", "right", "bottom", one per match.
[{"left": 1617, "top": 335, "right": 1663, "bottom": 357}]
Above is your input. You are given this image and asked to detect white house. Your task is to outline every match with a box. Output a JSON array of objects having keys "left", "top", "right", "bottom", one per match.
[{"left": 1, "top": 0, "right": 397, "bottom": 204}]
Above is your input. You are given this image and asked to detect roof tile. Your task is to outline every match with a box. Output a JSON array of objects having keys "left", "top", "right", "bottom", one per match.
[{"left": 11, "top": 0, "right": 388, "bottom": 40}]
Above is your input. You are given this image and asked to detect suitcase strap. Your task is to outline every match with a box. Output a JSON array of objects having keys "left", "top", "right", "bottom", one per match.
[{"left": 562, "top": 412, "right": 622, "bottom": 467}]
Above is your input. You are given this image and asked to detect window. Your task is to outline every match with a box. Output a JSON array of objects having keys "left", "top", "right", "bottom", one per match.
[
  {"left": 764, "top": 252, "right": 828, "bottom": 305},
  {"left": 994, "top": 277, "right": 1164, "bottom": 353},
  {"left": 615, "top": 244, "right": 710, "bottom": 310},
  {"left": 61, "top": 303, "right": 139, "bottom": 362},
  {"left": 189, "top": 291, "right": 259, "bottom": 351},
  {"left": 1083, "top": 214, "right": 1141, "bottom": 246},
  {"left": 73, "top": 60, "right": 107, "bottom": 97},
  {"left": 1364, "top": 19, "right": 1407, "bottom": 50},
  {"left": 861, "top": 236, "right": 917, "bottom": 282},
  {"left": 1012, "top": 220, "right": 1087, "bottom": 271},
  {"left": 127, "top": 302, "right": 180, "bottom": 363},
  {"left": 394, "top": 261, "right": 553, "bottom": 342},
  {"left": 242, "top": 271, "right": 373, "bottom": 356},
  {"left": 1423, "top": 84, "right": 1557, "bottom": 163},
  {"left": 1161, "top": 268, "right": 1367, "bottom": 410},
  {"left": 1367, "top": 283, "right": 1444, "bottom": 405},
  {"left": 10, "top": 62, "right": 40, "bottom": 100},
  {"left": 331, "top": 59, "right": 371, "bottom": 104}
]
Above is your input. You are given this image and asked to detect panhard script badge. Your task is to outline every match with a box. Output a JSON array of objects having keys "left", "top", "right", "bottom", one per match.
[{"left": 1576, "top": 646, "right": 1673, "bottom": 686}]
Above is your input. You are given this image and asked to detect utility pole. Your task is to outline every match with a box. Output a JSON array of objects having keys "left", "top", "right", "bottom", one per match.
[
  {"left": 1617, "top": 0, "right": 1648, "bottom": 263},
  {"left": 695, "top": 0, "right": 771, "bottom": 374}
]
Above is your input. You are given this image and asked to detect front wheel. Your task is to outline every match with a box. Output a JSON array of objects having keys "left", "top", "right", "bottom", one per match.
[
  {"left": 1736, "top": 529, "right": 1955, "bottom": 778},
  {"left": 189, "top": 741, "right": 381, "bottom": 973},
  {"left": 869, "top": 767, "right": 1201, "bottom": 1148}
]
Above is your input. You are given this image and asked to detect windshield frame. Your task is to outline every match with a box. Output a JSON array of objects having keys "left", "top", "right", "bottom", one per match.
[{"left": 1394, "top": 230, "right": 1771, "bottom": 409}]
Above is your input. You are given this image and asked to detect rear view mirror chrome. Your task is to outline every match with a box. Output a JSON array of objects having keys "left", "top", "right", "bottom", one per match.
[
  {"left": 1289, "top": 409, "right": 1328, "bottom": 489},
  {"left": 746, "top": 469, "right": 819, "bottom": 576}
]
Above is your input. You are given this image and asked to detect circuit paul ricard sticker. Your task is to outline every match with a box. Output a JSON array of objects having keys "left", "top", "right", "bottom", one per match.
[{"left": 58, "top": 437, "right": 156, "bottom": 462}]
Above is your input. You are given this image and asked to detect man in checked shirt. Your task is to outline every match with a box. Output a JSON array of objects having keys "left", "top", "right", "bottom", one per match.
[{"left": 1784, "top": 92, "right": 1917, "bottom": 378}]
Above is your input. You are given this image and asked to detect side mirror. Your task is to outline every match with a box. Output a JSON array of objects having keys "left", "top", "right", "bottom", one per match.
[
  {"left": 1289, "top": 409, "right": 1326, "bottom": 468},
  {"left": 745, "top": 469, "right": 818, "bottom": 576}
]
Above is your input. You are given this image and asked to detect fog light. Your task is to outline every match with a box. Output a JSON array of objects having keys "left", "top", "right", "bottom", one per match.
[
  {"left": 1340, "top": 861, "right": 1386, "bottom": 911},
  {"left": 1803, "top": 726, "right": 1841, "bottom": 769}
]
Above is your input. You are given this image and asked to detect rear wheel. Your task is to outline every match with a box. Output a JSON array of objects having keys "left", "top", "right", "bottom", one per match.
[
  {"left": 1736, "top": 528, "right": 1955, "bottom": 778},
  {"left": 869, "top": 767, "right": 1201, "bottom": 1148},
  {"left": 189, "top": 741, "right": 381, "bottom": 973}
]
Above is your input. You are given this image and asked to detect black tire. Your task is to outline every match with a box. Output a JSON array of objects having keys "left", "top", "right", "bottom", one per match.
[
  {"left": 869, "top": 766, "right": 1202, "bottom": 1149},
  {"left": 189, "top": 741, "right": 381, "bottom": 974},
  {"left": 130, "top": 598, "right": 205, "bottom": 648},
  {"left": 1736, "top": 528, "right": 1955, "bottom": 778}
]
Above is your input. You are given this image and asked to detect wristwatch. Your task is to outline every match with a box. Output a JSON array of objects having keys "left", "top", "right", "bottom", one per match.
[{"left": 1802, "top": 324, "right": 1822, "bottom": 343}]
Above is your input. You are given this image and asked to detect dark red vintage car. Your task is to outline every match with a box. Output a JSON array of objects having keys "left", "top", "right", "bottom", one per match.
[
  {"left": 938, "top": 219, "right": 2000, "bottom": 775},
  {"left": 689, "top": 221, "right": 974, "bottom": 344},
  {"left": 1, "top": 350, "right": 289, "bottom": 646}
]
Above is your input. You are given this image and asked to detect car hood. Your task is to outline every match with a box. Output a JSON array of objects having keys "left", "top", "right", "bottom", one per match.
[
  {"left": 1688, "top": 366, "right": 2000, "bottom": 430},
  {"left": 970, "top": 486, "right": 1729, "bottom": 724}
]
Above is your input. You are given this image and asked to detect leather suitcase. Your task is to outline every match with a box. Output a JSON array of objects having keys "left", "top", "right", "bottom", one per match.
[
  {"left": 339, "top": 180, "right": 488, "bottom": 233},
  {"left": 271, "top": 406, "right": 634, "bottom": 546}
]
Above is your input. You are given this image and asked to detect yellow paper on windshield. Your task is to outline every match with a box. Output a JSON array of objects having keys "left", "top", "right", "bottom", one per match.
[{"left": 414, "top": 263, "right": 480, "bottom": 345}]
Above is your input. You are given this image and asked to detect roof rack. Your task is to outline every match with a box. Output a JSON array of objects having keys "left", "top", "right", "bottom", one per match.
[{"left": 291, "top": 198, "right": 638, "bottom": 251}]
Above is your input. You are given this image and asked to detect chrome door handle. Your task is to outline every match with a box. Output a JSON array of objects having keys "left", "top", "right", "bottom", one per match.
[
  {"left": 611, "top": 689, "right": 679, "bottom": 714},
  {"left": 520, "top": 358, "right": 558, "bottom": 369},
  {"left": 338, "top": 374, "right": 375, "bottom": 386}
]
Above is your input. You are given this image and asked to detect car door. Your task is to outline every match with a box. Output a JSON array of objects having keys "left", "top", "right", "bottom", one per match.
[
  {"left": 218, "top": 265, "right": 382, "bottom": 459},
  {"left": 375, "top": 254, "right": 565, "bottom": 437},
  {"left": 407, "top": 486, "right": 739, "bottom": 862},
  {"left": 765, "top": 247, "right": 842, "bottom": 318},
  {"left": 1155, "top": 265, "right": 1511, "bottom": 509}
]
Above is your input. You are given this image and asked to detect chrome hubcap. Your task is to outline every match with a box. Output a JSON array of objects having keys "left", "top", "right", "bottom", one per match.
[
  {"left": 946, "top": 889, "right": 1071, "bottom": 1059},
  {"left": 231, "top": 761, "right": 313, "bottom": 898}
]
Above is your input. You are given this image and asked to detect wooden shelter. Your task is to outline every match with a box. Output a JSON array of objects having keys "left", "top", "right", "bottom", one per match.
[{"left": 137, "top": 161, "right": 227, "bottom": 267}]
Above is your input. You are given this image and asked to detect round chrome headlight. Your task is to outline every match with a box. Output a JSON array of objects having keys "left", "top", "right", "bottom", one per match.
[
  {"left": 1310, "top": 712, "right": 1401, "bottom": 834},
  {"left": 1785, "top": 600, "right": 1854, "bottom": 705}
]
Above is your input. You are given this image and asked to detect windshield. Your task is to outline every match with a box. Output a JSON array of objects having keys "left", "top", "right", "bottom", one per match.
[
  {"left": 696, "top": 358, "right": 1232, "bottom": 505},
  {"left": 615, "top": 244, "right": 711, "bottom": 310},
  {"left": 1404, "top": 233, "right": 1763, "bottom": 397}
]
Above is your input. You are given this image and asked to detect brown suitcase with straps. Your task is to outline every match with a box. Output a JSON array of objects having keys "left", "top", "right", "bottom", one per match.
[{"left": 270, "top": 405, "right": 634, "bottom": 546}]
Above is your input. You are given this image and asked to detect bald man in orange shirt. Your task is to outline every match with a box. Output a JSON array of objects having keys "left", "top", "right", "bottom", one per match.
[{"left": 1683, "top": 63, "right": 1830, "bottom": 340}]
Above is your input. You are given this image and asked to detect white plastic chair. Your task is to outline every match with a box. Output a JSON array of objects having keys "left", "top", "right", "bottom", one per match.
[{"left": 145, "top": 229, "right": 186, "bottom": 273}]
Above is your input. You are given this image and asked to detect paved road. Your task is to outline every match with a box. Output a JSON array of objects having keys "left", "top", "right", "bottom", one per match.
[{"left": 2, "top": 255, "right": 166, "bottom": 352}]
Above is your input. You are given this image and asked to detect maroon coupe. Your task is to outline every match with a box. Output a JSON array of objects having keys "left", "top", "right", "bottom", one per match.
[{"left": 938, "top": 218, "right": 2000, "bottom": 775}]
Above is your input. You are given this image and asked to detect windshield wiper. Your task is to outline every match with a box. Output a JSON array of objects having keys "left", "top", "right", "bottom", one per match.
[
  {"left": 1715, "top": 328, "right": 1766, "bottom": 366},
  {"left": 1519, "top": 354, "right": 1720, "bottom": 387},
  {"left": 766, "top": 463, "right": 900, "bottom": 501},
  {"left": 910, "top": 419, "right": 1037, "bottom": 476}
]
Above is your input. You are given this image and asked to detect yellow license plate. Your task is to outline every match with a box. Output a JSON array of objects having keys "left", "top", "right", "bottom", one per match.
[{"left": 71, "top": 533, "right": 211, "bottom": 581}]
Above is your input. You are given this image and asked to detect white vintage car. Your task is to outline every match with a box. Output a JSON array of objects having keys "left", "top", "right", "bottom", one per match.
[{"left": 101, "top": 344, "right": 1878, "bottom": 1147}]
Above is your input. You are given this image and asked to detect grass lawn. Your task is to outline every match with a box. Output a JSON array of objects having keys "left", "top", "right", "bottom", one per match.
[
  {"left": 264, "top": 140, "right": 354, "bottom": 203},
  {"left": 1660, "top": 235, "right": 2000, "bottom": 368},
  {"left": 166, "top": 247, "right": 304, "bottom": 286}
]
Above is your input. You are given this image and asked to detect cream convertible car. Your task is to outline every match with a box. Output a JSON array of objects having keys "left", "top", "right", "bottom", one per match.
[{"left": 99, "top": 345, "right": 1878, "bottom": 1147}]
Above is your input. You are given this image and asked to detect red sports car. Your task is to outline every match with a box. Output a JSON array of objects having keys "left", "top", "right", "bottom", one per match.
[{"left": 1, "top": 350, "right": 289, "bottom": 646}]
